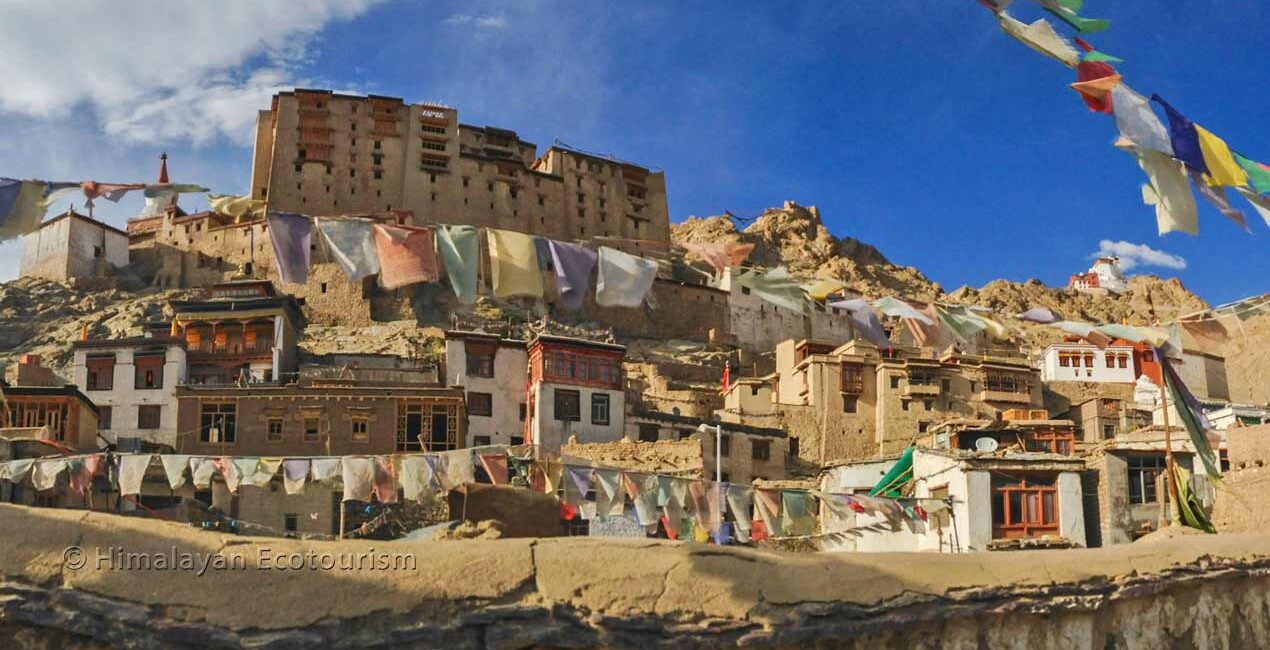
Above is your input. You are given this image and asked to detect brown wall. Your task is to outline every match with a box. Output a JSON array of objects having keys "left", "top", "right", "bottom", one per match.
[{"left": 175, "top": 391, "right": 464, "bottom": 457}]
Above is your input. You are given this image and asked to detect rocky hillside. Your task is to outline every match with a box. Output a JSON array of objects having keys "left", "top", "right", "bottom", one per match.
[
  {"left": 672, "top": 201, "right": 944, "bottom": 300},
  {"left": 0, "top": 278, "right": 185, "bottom": 382},
  {"left": 673, "top": 200, "right": 1266, "bottom": 405}
]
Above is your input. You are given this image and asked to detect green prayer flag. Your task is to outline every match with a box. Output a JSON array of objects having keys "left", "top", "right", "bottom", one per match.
[
  {"left": 780, "top": 491, "right": 816, "bottom": 536},
  {"left": 935, "top": 306, "right": 987, "bottom": 342},
  {"left": 436, "top": 224, "right": 480, "bottom": 304},
  {"left": 1174, "top": 465, "right": 1216, "bottom": 534},
  {"left": 1082, "top": 50, "right": 1123, "bottom": 64},
  {"left": 1233, "top": 152, "right": 1270, "bottom": 195},
  {"left": 1044, "top": 6, "right": 1110, "bottom": 34},
  {"left": 870, "top": 447, "right": 914, "bottom": 498},
  {"left": 1056, "top": 0, "right": 1083, "bottom": 11}
]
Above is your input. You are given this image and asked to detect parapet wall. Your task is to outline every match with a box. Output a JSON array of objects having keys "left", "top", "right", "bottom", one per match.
[{"left": 5, "top": 504, "right": 1270, "bottom": 648}]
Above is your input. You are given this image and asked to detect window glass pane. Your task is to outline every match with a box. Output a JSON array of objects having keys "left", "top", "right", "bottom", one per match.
[
  {"left": 1042, "top": 492, "right": 1056, "bottom": 524},
  {"left": 1008, "top": 492, "right": 1023, "bottom": 524}
]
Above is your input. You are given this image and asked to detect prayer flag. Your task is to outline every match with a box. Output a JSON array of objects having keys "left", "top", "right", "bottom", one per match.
[
  {"left": 32, "top": 459, "right": 68, "bottom": 491},
  {"left": 1194, "top": 125, "right": 1250, "bottom": 188},
  {"left": 781, "top": 491, "right": 816, "bottom": 536},
  {"left": 1015, "top": 306, "right": 1060, "bottom": 324},
  {"left": 1095, "top": 323, "right": 1170, "bottom": 347},
  {"left": 283, "top": 459, "right": 310, "bottom": 495},
  {"left": 436, "top": 224, "right": 480, "bottom": 304},
  {"left": 317, "top": 217, "right": 380, "bottom": 282},
  {"left": 681, "top": 242, "right": 755, "bottom": 271},
  {"left": 1052, "top": 321, "right": 1112, "bottom": 348},
  {"left": 1152, "top": 95, "right": 1208, "bottom": 174},
  {"left": 1069, "top": 73, "right": 1120, "bottom": 114},
  {"left": 997, "top": 13, "right": 1081, "bottom": 66},
  {"left": 726, "top": 485, "right": 754, "bottom": 542},
  {"left": 373, "top": 223, "right": 439, "bottom": 289},
  {"left": 595, "top": 469, "right": 625, "bottom": 517},
  {"left": 68, "top": 455, "right": 104, "bottom": 496},
  {"left": 596, "top": 246, "right": 659, "bottom": 308},
  {"left": 190, "top": 457, "right": 217, "bottom": 488},
  {"left": 478, "top": 453, "right": 509, "bottom": 486},
  {"left": 238, "top": 458, "right": 281, "bottom": 488},
  {"left": 547, "top": 239, "right": 598, "bottom": 310},
  {"left": 0, "top": 180, "right": 53, "bottom": 242},
  {"left": 738, "top": 266, "right": 807, "bottom": 313},
  {"left": 1158, "top": 349, "right": 1223, "bottom": 480},
  {"left": 755, "top": 489, "right": 783, "bottom": 536},
  {"left": 488, "top": 228, "right": 544, "bottom": 298},
  {"left": 208, "top": 194, "right": 265, "bottom": 219},
  {"left": 803, "top": 278, "right": 847, "bottom": 301},
  {"left": 372, "top": 456, "right": 397, "bottom": 504},
  {"left": 874, "top": 296, "right": 934, "bottom": 324},
  {"left": 1136, "top": 150, "right": 1199, "bottom": 236},
  {"left": 341, "top": 458, "right": 375, "bottom": 502},
  {"left": 830, "top": 298, "right": 892, "bottom": 350},
  {"left": 935, "top": 305, "right": 988, "bottom": 342},
  {"left": 161, "top": 454, "right": 192, "bottom": 490},
  {"left": 1233, "top": 153, "right": 1270, "bottom": 195},
  {"left": 1235, "top": 188, "right": 1270, "bottom": 229},
  {"left": 266, "top": 212, "right": 312, "bottom": 285},
  {"left": 624, "top": 473, "right": 660, "bottom": 526},
  {"left": 1188, "top": 169, "right": 1250, "bottom": 232},
  {"left": 117, "top": 454, "right": 153, "bottom": 497},
  {"left": 1111, "top": 86, "right": 1171, "bottom": 155},
  {"left": 442, "top": 449, "right": 476, "bottom": 488},
  {"left": 310, "top": 457, "right": 342, "bottom": 483}
]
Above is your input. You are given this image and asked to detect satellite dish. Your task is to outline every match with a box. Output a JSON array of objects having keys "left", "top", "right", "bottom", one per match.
[{"left": 975, "top": 437, "right": 1000, "bottom": 452}]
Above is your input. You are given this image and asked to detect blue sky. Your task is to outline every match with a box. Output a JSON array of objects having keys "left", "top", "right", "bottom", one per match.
[{"left": 0, "top": 1, "right": 1265, "bottom": 304}]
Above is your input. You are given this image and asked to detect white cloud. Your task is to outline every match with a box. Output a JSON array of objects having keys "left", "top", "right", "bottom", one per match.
[
  {"left": 444, "top": 13, "right": 508, "bottom": 29},
  {"left": 0, "top": 0, "right": 382, "bottom": 146},
  {"left": 1094, "top": 240, "right": 1187, "bottom": 272}
]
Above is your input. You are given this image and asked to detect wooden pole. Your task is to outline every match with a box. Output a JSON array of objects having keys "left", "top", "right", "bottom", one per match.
[
  {"left": 338, "top": 500, "right": 346, "bottom": 540},
  {"left": 1157, "top": 362, "right": 1183, "bottom": 528}
]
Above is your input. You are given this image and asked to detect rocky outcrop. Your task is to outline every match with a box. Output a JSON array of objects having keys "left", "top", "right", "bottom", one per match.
[
  {"left": 672, "top": 201, "right": 943, "bottom": 300},
  {"left": 0, "top": 277, "right": 186, "bottom": 380},
  {"left": 5, "top": 505, "right": 1270, "bottom": 648}
]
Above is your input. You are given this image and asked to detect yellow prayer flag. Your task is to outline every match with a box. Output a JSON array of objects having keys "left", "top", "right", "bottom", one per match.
[
  {"left": 1194, "top": 125, "right": 1250, "bottom": 188},
  {"left": 487, "top": 228, "right": 544, "bottom": 298},
  {"left": 803, "top": 278, "right": 847, "bottom": 301}
]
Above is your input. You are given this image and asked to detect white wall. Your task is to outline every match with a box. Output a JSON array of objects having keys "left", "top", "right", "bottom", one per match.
[
  {"left": 444, "top": 338, "right": 528, "bottom": 446},
  {"left": 532, "top": 382, "right": 625, "bottom": 451},
  {"left": 1039, "top": 344, "right": 1137, "bottom": 383},
  {"left": 18, "top": 216, "right": 128, "bottom": 281},
  {"left": 73, "top": 344, "right": 187, "bottom": 448},
  {"left": 1057, "top": 471, "right": 1086, "bottom": 547}
]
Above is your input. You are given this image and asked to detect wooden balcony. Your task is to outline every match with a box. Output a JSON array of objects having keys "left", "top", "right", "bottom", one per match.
[
  {"left": 903, "top": 383, "right": 941, "bottom": 397},
  {"left": 977, "top": 389, "right": 1032, "bottom": 405}
]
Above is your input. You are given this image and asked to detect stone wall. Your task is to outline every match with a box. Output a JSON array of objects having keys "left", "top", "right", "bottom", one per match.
[
  {"left": 6, "top": 505, "right": 1270, "bottom": 648},
  {"left": 1212, "top": 424, "right": 1270, "bottom": 534}
]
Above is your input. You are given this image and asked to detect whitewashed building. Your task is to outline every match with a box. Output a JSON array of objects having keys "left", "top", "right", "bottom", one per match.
[
  {"left": 819, "top": 448, "right": 1086, "bottom": 553},
  {"left": 19, "top": 210, "right": 129, "bottom": 283},
  {"left": 71, "top": 335, "right": 188, "bottom": 448},
  {"left": 526, "top": 335, "right": 626, "bottom": 451},
  {"left": 1038, "top": 342, "right": 1137, "bottom": 383},
  {"left": 1068, "top": 256, "right": 1128, "bottom": 295},
  {"left": 443, "top": 331, "right": 529, "bottom": 447}
]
